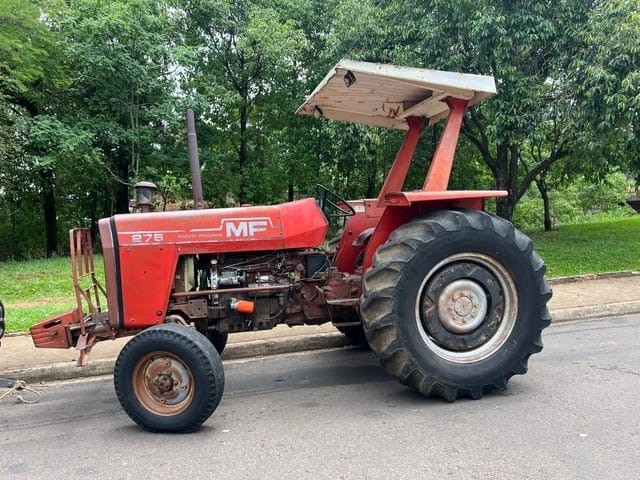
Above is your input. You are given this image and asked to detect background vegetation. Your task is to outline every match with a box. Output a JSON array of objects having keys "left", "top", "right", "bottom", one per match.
[{"left": 0, "top": 0, "right": 639, "bottom": 260}]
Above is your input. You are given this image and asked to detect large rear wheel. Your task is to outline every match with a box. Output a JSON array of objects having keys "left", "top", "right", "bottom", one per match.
[
  {"left": 114, "top": 323, "right": 224, "bottom": 432},
  {"left": 360, "top": 209, "right": 552, "bottom": 401},
  {"left": 206, "top": 330, "right": 229, "bottom": 355},
  {"left": 337, "top": 324, "right": 369, "bottom": 348}
]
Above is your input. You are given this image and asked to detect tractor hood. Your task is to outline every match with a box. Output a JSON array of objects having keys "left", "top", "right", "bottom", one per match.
[{"left": 104, "top": 198, "right": 328, "bottom": 252}]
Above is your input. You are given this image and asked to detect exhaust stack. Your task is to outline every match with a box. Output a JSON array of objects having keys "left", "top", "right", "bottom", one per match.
[{"left": 186, "top": 109, "right": 204, "bottom": 210}]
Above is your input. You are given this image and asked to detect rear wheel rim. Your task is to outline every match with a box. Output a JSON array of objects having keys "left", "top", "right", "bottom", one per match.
[
  {"left": 132, "top": 352, "right": 195, "bottom": 416},
  {"left": 415, "top": 253, "right": 517, "bottom": 364}
]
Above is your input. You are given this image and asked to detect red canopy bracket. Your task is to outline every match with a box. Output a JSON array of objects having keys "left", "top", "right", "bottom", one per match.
[{"left": 423, "top": 97, "right": 468, "bottom": 191}]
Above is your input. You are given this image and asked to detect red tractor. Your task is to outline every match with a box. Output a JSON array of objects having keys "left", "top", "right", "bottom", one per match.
[{"left": 30, "top": 60, "right": 551, "bottom": 432}]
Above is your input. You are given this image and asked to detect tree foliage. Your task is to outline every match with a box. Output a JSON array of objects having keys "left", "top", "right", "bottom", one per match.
[
  {"left": 572, "top": 0, "right": 640, "bottom": 182},
  {"left": 0, "top": 0, "right": 638, "bottom": 258},
  {"left": 331, "top": 0, "right": 602, "bottom": 221}
]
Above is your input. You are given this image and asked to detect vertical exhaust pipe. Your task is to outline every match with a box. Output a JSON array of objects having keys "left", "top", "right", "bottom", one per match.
[{"left": 186, "top": 109, "right": 204, "bottom": 210}]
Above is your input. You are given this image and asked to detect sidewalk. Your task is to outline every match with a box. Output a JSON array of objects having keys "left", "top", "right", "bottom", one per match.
[{"left": 1, "top": 272, "right": 639, "bottom": 383}]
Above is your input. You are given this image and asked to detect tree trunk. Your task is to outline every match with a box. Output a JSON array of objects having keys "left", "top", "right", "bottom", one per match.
[
  {"left": 115, "top": 155, "right": 130, "bottom": 214},
  {"left": 493, "top": 155, "right": 516, "bottom": 222},
  {"left": 536, "top": 177, "right": 552, "bottom": 231},
  {"left": 495, "top": 195, "right": 515, "bottom": 221},
  {"left": 238, "top": 95, "right": 249, "bottom": 203},
  {"left": 366, "top": 153, "right": 378, "bottom": 198},
  {"left": 40, "top": 169, "right": 58, "bottom": 257},
  {"left": 90, "top": 190, "right": 98, "bottom": 243}
]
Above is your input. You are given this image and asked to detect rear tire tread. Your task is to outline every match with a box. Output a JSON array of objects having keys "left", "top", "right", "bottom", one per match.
[{"left": 360, "top": 209, "right": 551, "bottom": 401}]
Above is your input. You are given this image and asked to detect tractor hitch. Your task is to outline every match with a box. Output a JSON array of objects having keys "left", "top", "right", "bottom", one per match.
[{"left": 29, "top": 229, "right": 115, "bottom": 366}]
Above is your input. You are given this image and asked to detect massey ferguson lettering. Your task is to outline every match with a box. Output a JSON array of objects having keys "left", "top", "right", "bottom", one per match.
[
  {"left": 225, "top": 219, "right": 269, "bottom": 237},
  {"left": 119, "top": 216, "right": 281, "bottom": 245}
]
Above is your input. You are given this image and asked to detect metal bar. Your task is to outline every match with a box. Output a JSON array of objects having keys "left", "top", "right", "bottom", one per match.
[
  {"left": 92, "top": 274, "right": 108, "bottom": 297},
  {"left": 376, "top": 116, "right": 425, "bottom": 207},
  {"left": 79, "top": 289, "right": 97, "bottom": 313},
  {"left": 70, "top": 230, "right": 84, "bottom": 319},
  {"left": 172, "top": 284, "right": 291, "bottom": 299},
  {"left": 92, "top": 273, "right": 105, "bottom": 312},
  {"left": 423, "top": 97, "right": 468, "bottom": 191},
  {"left": 83, "top": 230, "right": 101, "bottom": 313},
  {"left": 75, "top": 231, "right": 87, "bottom": 336},
  {"left": 83, "top": 230, "right": 90, "bottom": 277}
]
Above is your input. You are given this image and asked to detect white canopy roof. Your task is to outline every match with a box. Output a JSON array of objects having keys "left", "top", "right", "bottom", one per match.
[{"left": 296, "top": 59, "right": 496, "bottom": 130}]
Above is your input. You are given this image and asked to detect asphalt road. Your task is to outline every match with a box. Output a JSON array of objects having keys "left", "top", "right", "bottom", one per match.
[{"left": 1, "top": 315, "right": 639, "bottom": 480}]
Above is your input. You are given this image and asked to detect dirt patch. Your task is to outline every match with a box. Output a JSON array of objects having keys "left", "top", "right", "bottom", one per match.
[
  {"left": 5, "top": 298, "right": 72, "bottom": 308},
  {"left": 15, "top": 271, "right": 48, "bottom": 280}
]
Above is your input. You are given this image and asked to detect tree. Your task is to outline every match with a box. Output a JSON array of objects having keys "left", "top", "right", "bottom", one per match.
[
  {"left": 331, "top": 0, "right": 597, "bottom": 222},
  {"left": 572, "top": 0, "right": 640, "bottom": 187},
  {"left": 180, "top": 0, "right": 312, "bottom": 204},
  {"left": 0, "top": 0, "right": 74, "bottom": 256},
  {"left": 52, "top": 0, "right": 182, "bottom": 214},
  {"left": 0, "top": 0, "right": 53, "bottom": 120},
  {"left": 0, "top": 0, "right": 188, "bottom": 257},
  {"left": 523, "top": 0, "right": 640, "bottom": 230}
]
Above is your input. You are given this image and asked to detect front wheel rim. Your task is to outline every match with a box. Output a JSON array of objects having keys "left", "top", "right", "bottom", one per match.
[
  {"left": 415, "top": 253, "right": 518, "bottom": 364},
  {"left": 132, "top": 352, "right": 195, "bottom": 416}
]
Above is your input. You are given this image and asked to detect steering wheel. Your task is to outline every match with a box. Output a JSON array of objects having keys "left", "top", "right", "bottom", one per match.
[{"left": 315, "top": 184, "right": 356, "bottom": 218}]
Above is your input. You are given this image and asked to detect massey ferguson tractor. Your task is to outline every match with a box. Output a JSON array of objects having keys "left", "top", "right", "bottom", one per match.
[{"left": 30, "top": 60, "right": 552, "bottom": 432}]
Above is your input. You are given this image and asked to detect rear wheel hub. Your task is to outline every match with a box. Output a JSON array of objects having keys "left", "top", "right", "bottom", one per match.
[
  {"left": 417, "top": 255, "right": 517, "bottom": 363},
  {"left": 437, "top": 279, "right": 488, "bottom": 333}
]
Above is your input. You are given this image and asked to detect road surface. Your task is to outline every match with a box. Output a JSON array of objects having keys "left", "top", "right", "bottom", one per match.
[{"left": 1, "top": 315, "right": 639, "bottom": 479}]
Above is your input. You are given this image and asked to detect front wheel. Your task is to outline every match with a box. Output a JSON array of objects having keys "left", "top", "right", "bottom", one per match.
[
  {"left": 360, "top": 209, "right": 552, "bottom": 401},
  {"left": 114, "top": 323, "right": 224, "bottom": 432}
]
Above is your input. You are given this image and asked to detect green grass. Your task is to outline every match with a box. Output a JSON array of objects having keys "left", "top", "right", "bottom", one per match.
[
  {"left": 0, "top": 256, "right": 104, "bottom": 333},
  {"left": 1, "top": 216, "right": 639, "bottom": 332},
  {"left": 529, "top": 216, "right": 640, "bottom": 278}
]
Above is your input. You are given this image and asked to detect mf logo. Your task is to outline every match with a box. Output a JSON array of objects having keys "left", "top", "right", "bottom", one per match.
[{"left": 224, "top": 218, "right": 273, "bottom": 238}]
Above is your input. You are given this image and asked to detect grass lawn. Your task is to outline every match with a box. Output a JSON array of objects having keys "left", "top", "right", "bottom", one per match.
[
  {"left": 529, "top": 216, "right": 640, "bottom": 278},
  {"left": 1, "top": 215, "right": 639, "bottom": 333},
  {"left": 0, "top": 256, "right": 104, "bottom": 333}
]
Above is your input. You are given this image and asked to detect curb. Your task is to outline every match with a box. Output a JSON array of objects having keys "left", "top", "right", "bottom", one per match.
[
  {"left": 1, "top": 332, "right": 351, "bottom": 384},
  {"left": 3, "top": 303, "right": 640, "bottom": 385},
  {"left": 2, "top": 358, "right": 117, "bottom": 384},
  {"left": 549, "top": 270, "right": 640, "bottom": 285},
  {"left": 550, "top": 300, "right": 640, "bottom": 323}
]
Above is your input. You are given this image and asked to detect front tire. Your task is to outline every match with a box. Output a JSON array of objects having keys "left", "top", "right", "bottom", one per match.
[
  {"left": 360, "top": 209, "right": 552, "bottom": 401},
  {"left": 114, "top": 323, "right": 224, "bottom": 432}
]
